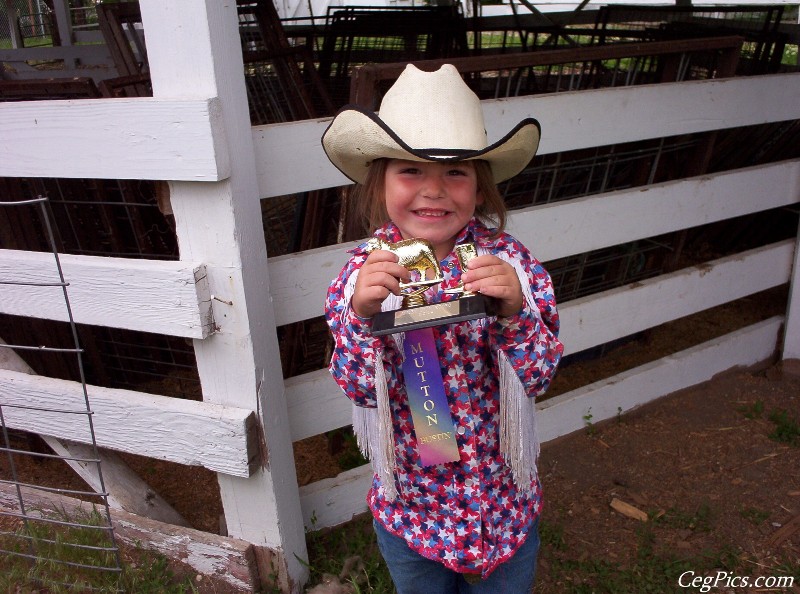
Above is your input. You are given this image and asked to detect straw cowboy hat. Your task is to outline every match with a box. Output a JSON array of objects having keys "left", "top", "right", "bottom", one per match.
[{"left": 321, "top": 63, "right": 541, "bottom": 184}]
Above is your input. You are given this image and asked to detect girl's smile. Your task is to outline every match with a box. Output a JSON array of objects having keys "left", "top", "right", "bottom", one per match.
[{"left": 384, "top": 159, "right": 483, "bottom": 260}]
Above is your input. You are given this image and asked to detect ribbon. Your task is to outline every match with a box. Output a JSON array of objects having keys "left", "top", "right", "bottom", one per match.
[{"left": 402, "top": 327, "right": 461, "bottom": 466}]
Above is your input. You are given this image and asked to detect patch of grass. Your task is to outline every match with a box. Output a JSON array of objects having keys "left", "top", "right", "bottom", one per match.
[
  {"left": 737, "top": 399, "right": 764, "bottom": 419},
  {"left": 738, "top": 401, "right": 800, "bottom": 446},
  {"left": 304, "top": 513, "right": 394, "bottom": 593},
  {"left": 740, "top": 506, "right": 770, "bottom": 525},
  {"left": 655, "top": 501, "right": 715, "bottom": 533},
  {"left": 538, "top": 517, "right": 742, "bottom": 594},
  {"left": 0, "top": 508, "right": 197, "bottom": 593},
  {"left": 768, "top": 408, "right": 800, "bottom": 446},
  {"left": 328, "top": 427, "right": 369, "bottom": 471},
  {"left": 540, "top": 519, "right": 567, "bottom": 552}
]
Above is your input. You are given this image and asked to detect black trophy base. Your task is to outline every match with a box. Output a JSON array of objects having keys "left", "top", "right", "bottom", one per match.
[{"left": 371, "top": 294, "right": 495, "bottom": 336}]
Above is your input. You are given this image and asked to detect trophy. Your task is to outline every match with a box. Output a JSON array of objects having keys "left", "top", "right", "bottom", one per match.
[{"left": 366, "top": 238, "right": 495, "bottom": 336}]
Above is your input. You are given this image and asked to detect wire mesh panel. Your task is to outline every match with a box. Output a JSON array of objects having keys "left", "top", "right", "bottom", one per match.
[
  {"left": 594, "top": 4, "right": 788, "bottom": 74},
  {"left": 0, "top": 0, "right": 52, "bottom": 47},
  {"left": 0, "top": 197, "right": 123, "bottom": 591},
  {"left": 318, "top": 5, "right": 469, "bottom": 105},
  {"left": 237, "top": 0, "right": 335, "bottom": 125}
]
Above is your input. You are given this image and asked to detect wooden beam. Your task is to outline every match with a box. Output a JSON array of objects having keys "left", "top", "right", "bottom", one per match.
[
  {"left": 537, "top": 316, "right": 784, "bottom": 441},
  {"left": 558, "top": 240, "right": 794, "bottom": 356},
  {"left": 0, "top": 369, "right": 259, "bottom": 477},
  {"left": 785, "top": 217, "right": 800, "bottom": 360},
  {"left": 0, "top": 250, "right": 213, "bottom": 339},
  {"left": 0, "top": 97, "right": 230, "bottom": 181},
  {"left": 0, "top": 482, "right": 263, "bottom": 592},
  {"left": 285, "top": 369, "right": 351, "bottom": 443},
  {"left": 138, "top": 1, "right": 308, "bottom": 589},
  {"left": 509, "top": 159, "right": 800, "bottom": 264}
]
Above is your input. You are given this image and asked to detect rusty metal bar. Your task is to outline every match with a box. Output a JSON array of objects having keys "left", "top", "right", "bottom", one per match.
[{"left": 350, "top": 35, "right": 744, "bottom": 107}]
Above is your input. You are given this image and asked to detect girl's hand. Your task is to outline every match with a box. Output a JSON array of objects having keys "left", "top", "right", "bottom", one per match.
[
  {"left": 461, "top": 255, "right": 524, "bottom": 318},
  {"left": 351, "top": 250, "right": 410, "bottom": 319}
]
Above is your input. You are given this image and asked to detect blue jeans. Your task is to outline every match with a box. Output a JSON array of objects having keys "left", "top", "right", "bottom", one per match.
[{"left": 374, "top": 518, "right": 540, "bottom": 594}]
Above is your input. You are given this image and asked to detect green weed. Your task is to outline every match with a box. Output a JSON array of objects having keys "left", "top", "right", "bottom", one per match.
[
  {"left": 304, "top": 513, "right": 394, "bottom": 593},
  {"left": 0, "top": 508, "right": 197, "bottom": 593},
  {"left": 538, "top": 516, "right": 741, "bottom": 594},
  {"left": 740, "top": 506, "right": 770, "bottom": 525},
  {"left": 583, "top": 408, "right": 597, "bottom": 436},
  {"left": 737, "top": 399, "right": 764, "bottom": 419},
  {"left": 655, "top": 501, "right": 715, "bottom": 532},
  {"left": 768, "top": 408, "right": 800, "bottom": 446}
]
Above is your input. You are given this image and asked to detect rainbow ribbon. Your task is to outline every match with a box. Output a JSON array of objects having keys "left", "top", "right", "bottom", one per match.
[{"left": 402, "top": 328, "right": 461, "bottom": 466}]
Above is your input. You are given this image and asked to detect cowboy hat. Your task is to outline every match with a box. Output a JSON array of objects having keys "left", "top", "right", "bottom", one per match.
[{"left": 321, "top": 63, "right": 541, "bottom": 184}]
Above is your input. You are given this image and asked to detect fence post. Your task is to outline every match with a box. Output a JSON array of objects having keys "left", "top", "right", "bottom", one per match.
[
  {"left": 138, "top": 1, "right": 308, "bottom": 591},
  {"left": 4, "top": 0, "right": 23, "bottom": 48},
  {"left": 784, "top": 219, "right": 800, "bottom": 361}
]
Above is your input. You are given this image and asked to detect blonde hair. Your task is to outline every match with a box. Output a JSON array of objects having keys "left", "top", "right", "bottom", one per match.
[{"left": 350, "top": 159, "right": 507, "bottom": 237}]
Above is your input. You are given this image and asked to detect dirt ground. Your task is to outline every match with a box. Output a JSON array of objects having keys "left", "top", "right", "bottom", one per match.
[{"left": 534, "top": 359, "right": 800, "bottom": 593}]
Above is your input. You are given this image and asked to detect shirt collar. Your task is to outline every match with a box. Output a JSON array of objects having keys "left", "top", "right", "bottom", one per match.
[{"left": 352, "top": 218, "right": 493, "bottom": 255}]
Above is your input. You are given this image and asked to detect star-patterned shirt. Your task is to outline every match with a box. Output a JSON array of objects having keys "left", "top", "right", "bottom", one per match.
[{"left": 325, "top": 218, "right": 563, "bottom": 578}]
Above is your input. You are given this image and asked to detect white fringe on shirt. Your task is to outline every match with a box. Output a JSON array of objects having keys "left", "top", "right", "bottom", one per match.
[{"left": 344, "top": 251, "right": 540, "bottom": 501}]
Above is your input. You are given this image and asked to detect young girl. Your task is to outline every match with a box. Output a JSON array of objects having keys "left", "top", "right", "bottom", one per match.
[{"left": 322, "top": 64, "right": 563, "bottom": 593}]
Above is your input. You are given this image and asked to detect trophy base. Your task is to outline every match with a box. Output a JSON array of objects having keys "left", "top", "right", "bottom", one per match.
[{"left": 371, "top": 294, "right": 495, "bottom": 336}]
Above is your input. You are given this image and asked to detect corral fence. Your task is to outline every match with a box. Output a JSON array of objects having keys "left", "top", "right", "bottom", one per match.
[{"left": 0, "top": 1, "right": 799, "bottom": 592}]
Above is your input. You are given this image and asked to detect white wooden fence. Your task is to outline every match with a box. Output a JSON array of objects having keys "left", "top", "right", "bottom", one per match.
[{"left": 1, "top": 1, "right": 799, "bottom": 592}]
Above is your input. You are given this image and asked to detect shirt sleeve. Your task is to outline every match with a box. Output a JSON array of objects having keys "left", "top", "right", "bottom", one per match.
[
  {"left": 488, "top": 245, "right": 563, "bottom": 399},
  {"left": 324, "top": 253, "right": 385, "bottom": 408}
]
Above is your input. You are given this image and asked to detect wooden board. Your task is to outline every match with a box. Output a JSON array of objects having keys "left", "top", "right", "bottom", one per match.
[
  {"left": 0, "top": 250, "right": 213, "bottom": 338},
  {"left": 0, "top": 97, "right": 229, "bottom": 181},
  {"left": 0, "top": 482, "right": 261, "bottom": 592},
  {"left": 0, "top": 368, "right": 258, "bottom": 477}
]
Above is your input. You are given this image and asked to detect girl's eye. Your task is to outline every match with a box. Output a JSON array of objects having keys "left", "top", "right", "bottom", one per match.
[
  {"left": 399, "top": 167, "right": 420, "bottom": 175},
  {"left": 447, "top": 168, "right": 468, "bottom": 176}
]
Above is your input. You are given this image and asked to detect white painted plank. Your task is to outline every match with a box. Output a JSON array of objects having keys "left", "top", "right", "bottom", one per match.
[
  {"left": 537, "top": 316, "right": 784, "bottom": 442},
  {"left": 269, "top": 160, "right": 800, "bottom": 328},
  {"left": 300, "top": 317, "right": 784, "bottom": 530},
  {"left": 269, "top": 241, "right": 356, "bottom": 327},
  {"left": 0, "top": 97, "right": 230, "bottom": 181},
  {"left": 489, "top": 73, "right": 798, "bottom": 155},
  {"left": 285, "top": 241, "right": 793, "bottom": 442},
  {"left": 299, "top": 464, "right": 372, "bottom": 531},
  {"left": 509, "top": 159, "right": 800, "bottom": 263},
  {"left": 558, "top": 240, "right": 795, "bottom": 356},
  {"left": 252, "top": 118, "right": 346, "bottom": 200},
  {"left": 254, "top": 73, "right": 800, "bottom": 198},
  {"left": 286, "top": 369, "right": 352, "bottom": 442},
  {"left": 0, "top": 369, "right": 257, "bottom": 477},
  {"left": 0, "top": 250, "right": 213, "bottom": 339}
]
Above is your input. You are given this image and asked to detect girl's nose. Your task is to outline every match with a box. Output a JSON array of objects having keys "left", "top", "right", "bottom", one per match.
[{"left": 421, "top": 173, "right": 445, "bottom": 198}]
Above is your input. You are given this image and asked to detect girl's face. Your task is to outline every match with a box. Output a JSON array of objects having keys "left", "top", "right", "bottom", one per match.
[{"left": 384, "top": 159, "right": 483, "bottom": 260}]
